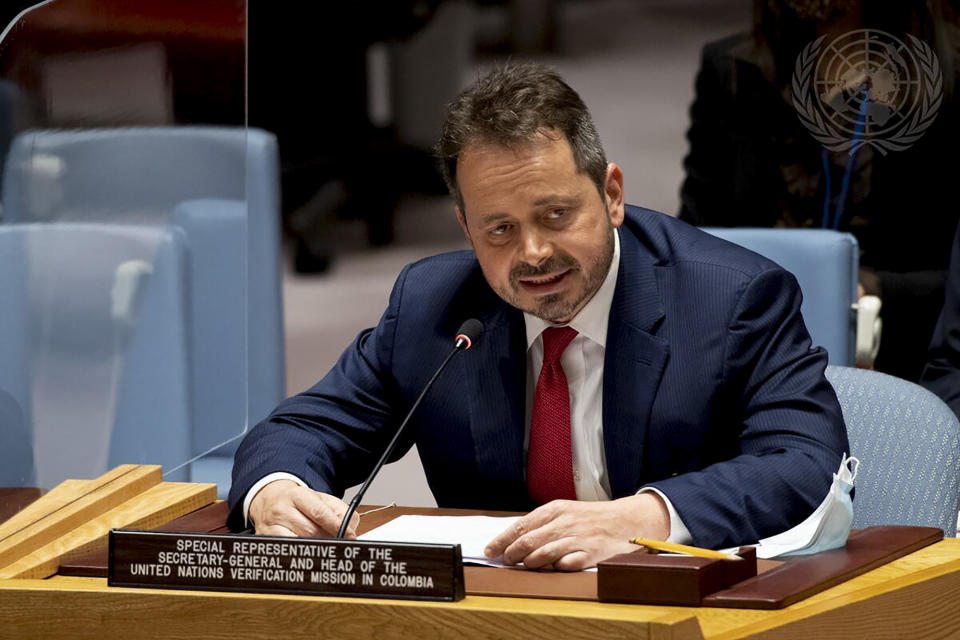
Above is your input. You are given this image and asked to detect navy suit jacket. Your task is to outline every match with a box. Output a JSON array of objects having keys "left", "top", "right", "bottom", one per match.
[{"left": 229, "top": 206, "right": 849, "bottom": 548}]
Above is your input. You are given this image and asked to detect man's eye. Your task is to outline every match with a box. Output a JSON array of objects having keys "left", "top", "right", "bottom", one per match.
[
  {"left": 547, "top": 209, "right": 566, "bottom": 219},
  {"left": 490, "top": 224, "right": 511, "bottom": 236}
]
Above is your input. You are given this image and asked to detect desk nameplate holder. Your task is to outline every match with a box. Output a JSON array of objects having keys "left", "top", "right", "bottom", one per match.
[
  {"left": 598, "top": 546, "right": 758, "bottom": 606},
  {"left": 597, "top": 526, "right": 944, "bottom": 608},
  {"left": 108, "top": 529, "right": 466, "bottom": 602}
]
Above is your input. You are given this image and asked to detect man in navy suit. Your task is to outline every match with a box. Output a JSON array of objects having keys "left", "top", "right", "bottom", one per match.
[{"left": 230, "top": 63, "right": 848, "bottom": 570}]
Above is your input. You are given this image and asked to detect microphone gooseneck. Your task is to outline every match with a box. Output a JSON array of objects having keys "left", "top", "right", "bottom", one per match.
[{"left": 336, "top": 319, "right": 485, "bottom": 538}]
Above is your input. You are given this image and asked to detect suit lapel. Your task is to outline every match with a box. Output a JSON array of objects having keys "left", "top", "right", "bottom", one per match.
[
  {"left": 603, "top": 225, "right": 670, "bottom": 498},
  {"left": 457, "top": 217, "right": 671, "bottom": 502},
  {"left": 460, "top": 303, "right": 528, "bottom": 494}
]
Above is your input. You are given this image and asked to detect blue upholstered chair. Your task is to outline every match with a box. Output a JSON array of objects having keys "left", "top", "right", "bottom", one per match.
[
  {"left": 826, "top": 366, "right": 960, "bottom": 536},
  {"left": 174, "top": 131, "right": 285, "bottom": 496},
  {"left": 3, "top": 127, "right": 253, "bottom": 223},
  {"left": 1, "top": 128, "right": 285, "bottom": 496},
  {"left": 0, "top": 223, "right": 192, "bottom": 487},
  {"left": 705, "top": 228, "right": 859, "bottom": 366},
  {"left": 173, "top": 197, "right": 285, "bottom": 496}
]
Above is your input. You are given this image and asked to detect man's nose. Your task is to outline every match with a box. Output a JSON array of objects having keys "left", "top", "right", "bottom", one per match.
[{"left": 519, "top": 228, "right": 552, "bottom": 266}]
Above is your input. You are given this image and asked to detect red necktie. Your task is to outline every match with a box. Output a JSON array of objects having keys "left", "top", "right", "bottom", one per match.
[{"left": 527, "top": 326, "right": 579, "bottom": 504}]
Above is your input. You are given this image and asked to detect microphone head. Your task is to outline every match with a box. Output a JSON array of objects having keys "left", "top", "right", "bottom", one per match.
[{"left": 454, "top": 318, "right": 484, "bottom": 350}]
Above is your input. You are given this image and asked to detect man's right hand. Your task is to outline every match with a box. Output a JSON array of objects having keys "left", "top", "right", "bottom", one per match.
[{"left": 247, "top": 479, "right": 359, "bottom": 538}]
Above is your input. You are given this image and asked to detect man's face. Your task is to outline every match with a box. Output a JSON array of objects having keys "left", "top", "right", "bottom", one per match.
[{"left": 455, "top": 132, "right": 624, "bottom": 324}]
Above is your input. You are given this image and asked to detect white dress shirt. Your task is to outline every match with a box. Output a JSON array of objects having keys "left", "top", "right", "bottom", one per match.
[
  {"left": 522, "top": 230, "right": 690, "bottom": 544},
  {"left": 246, "top": 228, "right": 691, "bottom": 544}
]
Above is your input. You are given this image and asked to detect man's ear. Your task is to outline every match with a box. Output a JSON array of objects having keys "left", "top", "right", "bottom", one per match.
[
  {"left": 456, "top": 206, "right": 475, "bottom": 248},
  {"left": 604, "top": 163, "right": 625, "bottom": 227}
]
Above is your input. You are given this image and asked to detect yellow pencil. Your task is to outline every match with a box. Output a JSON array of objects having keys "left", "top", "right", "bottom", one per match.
[{"left": 629, "top": 537, "right": 743, "bottom": 561}]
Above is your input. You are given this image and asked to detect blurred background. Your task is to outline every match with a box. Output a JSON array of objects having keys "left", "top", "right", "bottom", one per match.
[
  {"left": 259, "top": 0, "right": 752, "bottom": 395},
  {"left": 258, "top": 0, "right": 758, "bottom": 505},
  {"left": 0, "top": 0, "right": 752, "bottom": 498},
  {"left": 2, "top": 0, "right": 958, "bottom": 504},
  {"left": 264, "top": 1, "right": 755, "bottom": 506}
]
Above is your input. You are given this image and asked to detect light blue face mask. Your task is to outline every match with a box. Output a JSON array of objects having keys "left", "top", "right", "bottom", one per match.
[{"left": 754, "top": 454, "right": 859, "bottom": 559}]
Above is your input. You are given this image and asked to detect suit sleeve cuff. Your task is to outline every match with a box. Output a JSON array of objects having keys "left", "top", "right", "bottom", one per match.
[
  {"left": 638, "top": 487, "right": 693, "bottom": 545},
  {"left": 242, "top": 472, "right": 308, "bottom": 527}
]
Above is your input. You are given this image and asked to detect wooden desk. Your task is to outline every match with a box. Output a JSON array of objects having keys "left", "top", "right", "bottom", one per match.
[{"left": 0, "top": 537, "right": 958, "bottom": 638}]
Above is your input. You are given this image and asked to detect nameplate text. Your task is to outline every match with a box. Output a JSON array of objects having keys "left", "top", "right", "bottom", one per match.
[{"left": 108, "top": 529, "right": 465, "bottom": 601}]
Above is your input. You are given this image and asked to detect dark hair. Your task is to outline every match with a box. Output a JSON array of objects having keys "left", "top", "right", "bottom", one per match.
[{"left": 435, "top": 62, "right": 608, "bottom": 212}]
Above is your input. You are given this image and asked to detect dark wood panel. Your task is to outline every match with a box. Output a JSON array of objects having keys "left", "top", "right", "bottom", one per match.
[
  {"left": 0, "top": 488, "right": 44, "bottom": 527},
  {"left": 703, "top": 526, "right": 944, "bottom": 609}
]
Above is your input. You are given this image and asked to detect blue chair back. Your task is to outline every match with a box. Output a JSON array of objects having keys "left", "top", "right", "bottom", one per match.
[
  {"left": 2, "top": 127, "right": 247, "bottom": 221},
  {"left": 171, "top": 197, "right": 283, "bottom": 457},
  {"left": 826, "top": 366, "right": 960, "bottom": 535},
  {"left": 705, "top": 228, "right": 858, "bottom": 365},
  {"left": 0, "top": 223, "right": 192, "bottom": 486},
  {"left": 1, "top": 128, "right": 285, "bottom": 495}
]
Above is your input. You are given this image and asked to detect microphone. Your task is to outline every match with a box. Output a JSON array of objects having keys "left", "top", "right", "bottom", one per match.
[
  {"left": 454, "top": 318, "right": 483, "bottom": 350},
  {"left": 336, "top": 319, "right": 485, "bottom": 538}
]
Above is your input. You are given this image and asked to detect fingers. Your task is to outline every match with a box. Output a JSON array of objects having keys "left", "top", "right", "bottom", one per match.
[
  {"left": 484, "top": 500, "right": 627, "bottom": 571},
  {"left": 483, "top": 519, "right": 525, "bottom": 559},
  {"left": 271, "top": 506, "right": 326, "bottom": 538},
  {"left": 510, "top": 536, "right": 596, "bottom": 571},
  {"left": 249, "top": 480, "right": 355, "bottom": 538},
  {"left": 500, "top": 522, "right": 562, "bottom": 565},
  {"left": 554, "top": 550, "right": 592, "bottom": 572},
  {"left": 504, "top": 533, "right": 596, "bottom": 571},
  {"left": 511, "top": 535, "right": 577, "bottom": 569},
  {"left": 291, "top": 491, "right": 349, "bottom": 537},
  {"left": 248, "top": 479, "right": 299, "bottom": 527},
  {"left": 484, "top": 501, "right": 566, "bottom": 558},
  {"left": 312, "top": 494, "right": 359, "bottom": 539}
]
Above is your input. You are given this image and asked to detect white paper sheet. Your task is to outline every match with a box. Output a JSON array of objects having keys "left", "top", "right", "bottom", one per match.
[{"left": 358, "top": 515, "right": 522, "bottom": 568}]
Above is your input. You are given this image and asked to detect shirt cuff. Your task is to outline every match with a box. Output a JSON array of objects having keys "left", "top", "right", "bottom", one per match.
[
  {"left": 638, "top": 487, "right": 693, "bottom": 545},
  {"left": 242, "top": 472, "right": 308, "bottom": 527}
]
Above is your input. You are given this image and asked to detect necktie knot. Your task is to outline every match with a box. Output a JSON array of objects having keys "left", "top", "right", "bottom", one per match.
[{"left": 541, "top": 326, "right": 578, "bottom": 366}]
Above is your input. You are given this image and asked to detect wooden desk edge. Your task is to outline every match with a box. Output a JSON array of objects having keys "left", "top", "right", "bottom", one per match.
[
  {"left": 708, "top": 541, "right": 960, "bottom": 639},
  {"left": 2, "top": 538, "right": 959, "bottom": 640},
  {"left": 0, "top": 575, "right": 705, "bottom": 640}
]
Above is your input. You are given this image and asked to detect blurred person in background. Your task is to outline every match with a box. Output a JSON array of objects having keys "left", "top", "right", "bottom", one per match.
[
  {"left": 679, "top": 0, "right": 960, "bottom": 382},
  {"left": 922, "top": 219, "right": 960, "bottom": 418},
  {"left": 249, "top": 1, "right": 443, "bottom": 273}
]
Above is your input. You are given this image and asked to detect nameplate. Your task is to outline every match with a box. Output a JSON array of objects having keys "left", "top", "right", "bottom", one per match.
[{"left": 108, "top": 529, "right": 465, "bottom": 601}]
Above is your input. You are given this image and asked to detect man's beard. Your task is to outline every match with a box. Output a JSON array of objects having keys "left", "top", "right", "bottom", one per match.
[{"left": 496, "top": 225, "right": 615, "bottom": 324}]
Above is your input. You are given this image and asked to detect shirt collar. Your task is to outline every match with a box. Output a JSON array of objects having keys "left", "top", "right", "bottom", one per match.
[{"left": 523, "top": 228, "right": 621, "bottom": 350}]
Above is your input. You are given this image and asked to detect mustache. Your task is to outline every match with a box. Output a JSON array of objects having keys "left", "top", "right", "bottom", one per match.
[{"left": 510, "top": 254, "right": 578, "bottom": 283}]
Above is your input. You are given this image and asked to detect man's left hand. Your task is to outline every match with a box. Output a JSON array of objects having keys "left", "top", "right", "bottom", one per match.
[{"left": 483, "top": 492, "right": 671, "bottom": 571}]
